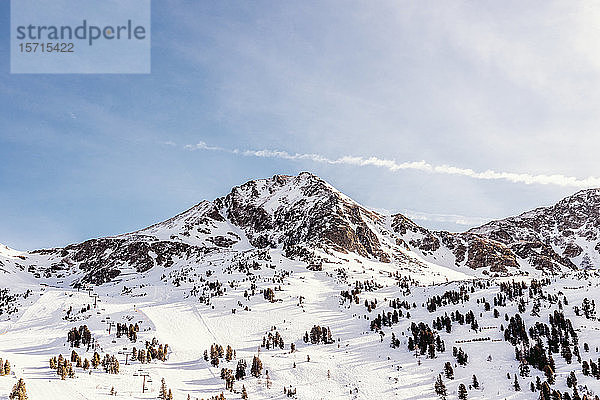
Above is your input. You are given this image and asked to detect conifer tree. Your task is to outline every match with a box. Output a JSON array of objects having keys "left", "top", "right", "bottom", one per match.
[
  {"left": 544, "top": 365, "right": 555, "bottom": 384},
  {"left": 471, "top": 375, "right": 479, "bottom": 389},
  {"left": 513, "top": 375, "right": 521, "bottom": 391},
  {"left": 443, "top": 362, "right": 454, "bottom": 379},
  {"left": 458, "top": 383, "right": 468, "bottom": 400},
  {"left": 235, "top": 359, "right": 247, "bottom": 380},
  {"left": 92, "top": 352, "right": 101, "bottom": 369},
  {"left": 434, "top": 374, "right": 447, "bottom": 400},
  {"left": 251, "top": 355, "right": 262, "bottom": 377},
  {"left": 159, "top": 378, "right": 169, "bottom": 400},
  {"left": 567, "top": 371, "right": 577, "bottom": 388},
  {"left": 9, "top": 378, "right": 27, "bottom": 400},
  {"left": 539, "top": 382, "right": 551, "bottom": 400}
]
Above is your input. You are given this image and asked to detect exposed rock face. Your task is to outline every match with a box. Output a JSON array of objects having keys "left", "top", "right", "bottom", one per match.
[
  {"left": 30, "top": 238, "right": 209, "bottom": 285},
  {"left": 215, "top": 173, "right": 390, "bottom": 262},
  {"left": 470, "top": 188, "right": 600, "bottom": 269},
  {"left": 390, "top": 216, "right": 518, "bottom": 273}
]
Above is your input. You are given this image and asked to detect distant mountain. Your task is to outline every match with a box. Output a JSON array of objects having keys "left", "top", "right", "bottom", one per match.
[
  {"left": 6, "top": 173, "right": 599, "bottom": 286},
  {"left": 470, "top": 188, "right": 600, "bottom": 270}
]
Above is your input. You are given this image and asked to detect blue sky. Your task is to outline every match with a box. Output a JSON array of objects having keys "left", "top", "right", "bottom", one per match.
[{"left": 2, "top": 1, "right": 600, "bottom": 249}]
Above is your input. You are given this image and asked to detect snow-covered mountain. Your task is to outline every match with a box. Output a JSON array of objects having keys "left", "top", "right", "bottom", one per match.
[
  {"left": 17, "top": 173, "right": 596, "bottom": 288},
  {"left": 471, "top": 188, "right": 600, "bottom": 270},
  {"left": 1, "top": 173, "right": 600, "bottom": 400}
]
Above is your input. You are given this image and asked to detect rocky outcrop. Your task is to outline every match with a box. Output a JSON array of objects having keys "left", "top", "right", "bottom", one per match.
[
  {"left": 31, "top": 237, "right": 209, "bottom": 285},
  {"left": 389, "top": 216, "right": 519, "bottom": 273},
  {"left": 471, "top": 188, "right": 600, "bottom": 269}
]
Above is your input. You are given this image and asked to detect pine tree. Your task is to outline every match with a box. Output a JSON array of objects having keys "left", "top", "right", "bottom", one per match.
[
  {"left": 458, "top": 383, "right": 468, "bottom": 400},
  {"left": 567, "top": 371, "right": 577, "bottom": 388},
  {"left": 513, "top": 375, "right": 521, "bottom": 391},
  {"left": 544, "top": 365, "right": 555, "bottom": 384},
  {"left": 4, "top": 360, "right": 10, "bottom": 375},
  {"left": 159, "top": 378, "right": 169, "bottom": 400},
  {"left": 251, "top": 355, "right": 262, "bottom": 377},
  {"left": 235, "top": 359, "right": 247, "bottom": 380},
  {"left": 539, "top": 382, "right": 551, "bottom": 400},
  {"left": 9, "top": 378, "right": 27, "bottom": 400},
  {"left": 471, "top": 375, "right": 479, "bottom": 389},
  {"left": 519, "top": 361, "right": 530, "bottom": 377},
  {"left": 434, "top": 374, "right": 447, "bottom": 400},
  {"left": 241, "top": 385, "right": 248, "bottom": 399},
  {"left": 92, "top": 352, "right": 101, "bottom": 369},
  {"left": 443, "top": 362, "right": 454, "bottom": 379}
]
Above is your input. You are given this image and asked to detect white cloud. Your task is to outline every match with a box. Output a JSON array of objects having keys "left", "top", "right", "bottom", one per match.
[
  {"left": 402, "top": 210, "right": 491, "bottom": 227},
  {"left": 185, "top": 142, "right": 600, "bottom": 188}
]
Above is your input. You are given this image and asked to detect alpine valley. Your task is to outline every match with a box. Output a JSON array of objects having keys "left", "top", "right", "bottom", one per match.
[{"left": 1, "top": 172, "right": 599, "bottom": 400}]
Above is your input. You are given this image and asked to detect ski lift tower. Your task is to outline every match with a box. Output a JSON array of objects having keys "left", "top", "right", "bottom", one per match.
[{"left": 133, "top": 369, "right": 152, "bottom": 393}]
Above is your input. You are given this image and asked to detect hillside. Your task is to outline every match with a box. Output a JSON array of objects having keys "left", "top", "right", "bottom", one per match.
[{"left": 0, "top": 173, "right": 599, "bottom": 400}]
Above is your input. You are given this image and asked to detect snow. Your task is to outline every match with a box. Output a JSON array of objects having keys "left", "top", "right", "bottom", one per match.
[{"left": 2, "top": 245, "right": 600, "bottom": 399}]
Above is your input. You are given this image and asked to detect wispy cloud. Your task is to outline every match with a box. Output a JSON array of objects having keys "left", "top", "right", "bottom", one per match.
[
  {"left": 184, "top": 141, "right": 600, "bottom": 188},
  {"left": 401, "top": 210, "right": 491, "bottom": 227}
]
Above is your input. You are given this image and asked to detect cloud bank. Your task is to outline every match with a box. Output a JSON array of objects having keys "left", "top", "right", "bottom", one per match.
[{"left": 184, "top": 142, "right": 600, "bottom": 188}]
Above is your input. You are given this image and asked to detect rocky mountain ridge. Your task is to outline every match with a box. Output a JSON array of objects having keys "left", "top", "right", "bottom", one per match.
[{"left": 3, "top": 173, "right": 598, "bottom": 286}]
